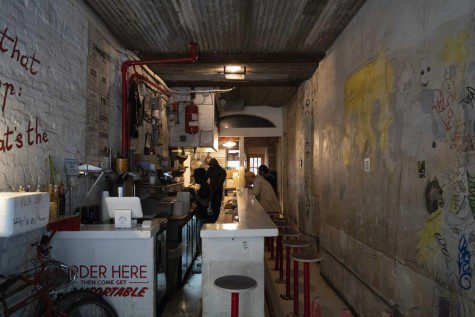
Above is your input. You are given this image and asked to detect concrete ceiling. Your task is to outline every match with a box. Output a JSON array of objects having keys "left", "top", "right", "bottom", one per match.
[{"left": 85, "top": 0, "right": 366, "bottom": 107}]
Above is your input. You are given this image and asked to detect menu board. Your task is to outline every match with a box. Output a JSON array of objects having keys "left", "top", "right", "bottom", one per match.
[{"left": 85, "top": 27, "right": 112, "bottom": 161}]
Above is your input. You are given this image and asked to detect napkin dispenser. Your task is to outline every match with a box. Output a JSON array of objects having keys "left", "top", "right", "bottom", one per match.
[{"left": 114, "top": 209, "right": 132, "bottom": 229}]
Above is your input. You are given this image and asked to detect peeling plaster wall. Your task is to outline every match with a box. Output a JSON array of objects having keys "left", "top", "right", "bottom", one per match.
[{"left": 283, "top": 0, "right": 475, "bottom": 315}]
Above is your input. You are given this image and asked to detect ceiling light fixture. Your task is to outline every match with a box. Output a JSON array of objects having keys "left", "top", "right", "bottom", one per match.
[
  {"left": 223, "top": 141, "right": 237, "bottom": 148},
  {"left": 224, "top": 65, "right": 246, "bottom": 80}
]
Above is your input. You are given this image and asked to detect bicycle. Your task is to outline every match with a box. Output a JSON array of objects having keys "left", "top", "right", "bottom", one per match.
[{"left": 0, "top": 231, "right": 117, "bottom": 316}]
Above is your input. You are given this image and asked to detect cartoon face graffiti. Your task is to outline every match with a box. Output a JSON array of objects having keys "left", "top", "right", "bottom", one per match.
[
  {"left": 420, "top": 59, "right": 432, "bottom": 88},
  {"left": 425, "top": 178, "right": 444, "bottom": 213}
]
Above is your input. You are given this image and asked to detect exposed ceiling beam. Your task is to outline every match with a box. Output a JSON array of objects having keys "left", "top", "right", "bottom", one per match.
[
  {"left": 141, "top": 52, "right": 325, "bottom": 64},
  {"left": 166, "top": 80, "right": 304, "bottom": 87}
]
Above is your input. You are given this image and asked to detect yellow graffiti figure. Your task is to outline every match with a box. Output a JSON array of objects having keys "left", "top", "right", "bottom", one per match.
[
  {"left": 343, "top": 50, "right": 394, "bottom": 168},
  {"left": 416, "top": 210, "right": 442, "bottom": 265},
  {"left": 443, "top": 31, "right": 469, "bottom": 64}
]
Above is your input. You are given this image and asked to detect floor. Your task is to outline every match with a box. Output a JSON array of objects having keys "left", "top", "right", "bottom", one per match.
[
  {"left": 160, "top": 251, "right": 349, "bottom": 317},
  {"left": 160, "top": 259, "right": 202, "bottom": 317},
  {"left": 264, "top": 253, "right": 350, "bottom": 317}
]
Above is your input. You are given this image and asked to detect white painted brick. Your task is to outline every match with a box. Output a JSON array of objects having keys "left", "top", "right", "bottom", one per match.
[{"left": 0, "top": 0, "right": 124, "bottom": 284}]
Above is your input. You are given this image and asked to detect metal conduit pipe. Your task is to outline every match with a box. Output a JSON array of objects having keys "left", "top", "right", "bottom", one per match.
[
  {"left": 129, "top": 73, "right": 172, "bottom": 96},
  {"left": 121, "top": 42, "right": 198, "bottom": 156}
]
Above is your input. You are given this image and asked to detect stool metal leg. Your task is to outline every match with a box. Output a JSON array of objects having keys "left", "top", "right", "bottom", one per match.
[
  {"left": 304, "top": 262, "right": 310, "bottom": 317},
  {"left": 274, "top": 236, "right": 281, "bottom": 271},
  {"left": 279, "top": 241, "right": 284, "bottom": 280},
  {"left": 293, "top": 260, "right": 299, "bottom": 315},
  {"left": 231, "top": 292, "right": 239, "bottom": 317},
  {"left": 280, "top": 245, "right": 292, "bottom": 300},
  {"left": 270, "top": 237, "right": 275, "bottom": 260},
  {"left": 275, "top": 236, "right": 285, "bottom": 282}
]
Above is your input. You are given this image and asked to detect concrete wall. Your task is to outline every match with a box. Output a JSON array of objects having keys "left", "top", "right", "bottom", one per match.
[
  {"left": 0, "top": 0, "right": 126, "bottom": 290},
  {"left": 283, "top": 0, "right": 475, "bottom": 315}
]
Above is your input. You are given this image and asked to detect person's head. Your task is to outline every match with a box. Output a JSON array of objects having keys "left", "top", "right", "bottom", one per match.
[
  {"left": 193, "top": 168, "right": 207, "bottom": 184},
  {"left": 245, "top": 171, "right": 256, "bottom": 186},
  {"left": 258, "top": 165, "right": 269, "bottom": 177},
  {"left": 208, "top": 158, "right": 220, "bottom": 169}
]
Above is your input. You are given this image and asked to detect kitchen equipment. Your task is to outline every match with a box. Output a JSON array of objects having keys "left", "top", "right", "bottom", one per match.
[
  {"left": 105, "top": 197, "right": 143, "bottom": 219},
  {"left": 0, "top": 192, "right": 50, "bottom": 237},
  {"left": 141, "top": 200, "right": 174, "bottom": 218},
  {"left": 176, "top": 191, "right": 191, "bottom": 213},
  {"left": 173, "top": 200, "right": 185, "bottom": 216}
]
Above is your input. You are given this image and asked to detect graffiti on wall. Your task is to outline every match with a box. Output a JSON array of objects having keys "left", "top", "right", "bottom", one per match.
[
  {"left": 343, "top": 49, "right": 396, "bottom": 171},
  {"left": 415, "top": 29, "right": 475, "bottom": 314},
  {"left": 0, "top": 25, "right": 48, "bottom": 153}
]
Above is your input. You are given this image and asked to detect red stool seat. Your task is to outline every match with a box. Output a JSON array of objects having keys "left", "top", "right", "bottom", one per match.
[{"left": 214, "top": 275, "right": 257, "bottom": 317}]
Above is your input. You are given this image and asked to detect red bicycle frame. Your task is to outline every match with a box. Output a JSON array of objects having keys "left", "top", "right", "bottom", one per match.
[{"left": 0, "top": 231, "right": 69, "bottom": 317}]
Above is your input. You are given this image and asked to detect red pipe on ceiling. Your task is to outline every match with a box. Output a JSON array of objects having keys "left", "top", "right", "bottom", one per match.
[
  {"left": 128, "top": 73, "right": 172, "bottom": 96},
  {"left": 121, "top": 42, "right": 198, "bottom": 156}
]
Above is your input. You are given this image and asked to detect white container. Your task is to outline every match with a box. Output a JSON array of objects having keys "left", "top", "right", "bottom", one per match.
[
  {"left": 101, "top": 191, "right": 110, "bottom": 222},
  {"left": 0, "top": 192, "right": 50, "bottom": 237},
  {"left": 173, "top": 201, "right": 185, "bottom": 216}
]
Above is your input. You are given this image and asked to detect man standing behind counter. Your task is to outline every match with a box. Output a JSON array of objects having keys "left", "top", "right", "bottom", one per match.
[
  {"left": 245, "top": 171, "right": 281, "bottom": 214},
  {"left": 206, "top": 158, "right": 227, "bottom": 218}
]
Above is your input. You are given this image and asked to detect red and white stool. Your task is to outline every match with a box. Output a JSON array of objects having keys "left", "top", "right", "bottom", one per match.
[
  {"left": 280, "top": 238, "right": 310, "bottom": 300},
  {"left": 275, "top": 227, "right": 300, "bottom": 284},
  {"left": 214, "top": 275, "right": 257, "bottom": 317},
  {"left": 273, "top": 220, "right": 290, "bottom": 271},
  {"left": 291, "top": 251, "right": 322, "bottom": 317}
]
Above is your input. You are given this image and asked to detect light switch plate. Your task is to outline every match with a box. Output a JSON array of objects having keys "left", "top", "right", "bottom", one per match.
[{"left": 364, "top": 158, "right": 371, "bottom": 172}]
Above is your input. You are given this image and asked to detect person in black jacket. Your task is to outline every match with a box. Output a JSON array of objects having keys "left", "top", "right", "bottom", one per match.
[
  {"left": 206, "top": 158, "right": 226, "bottom": 220},
  {"left": 188, "top": 168, "right": 213, "bottom": 254}
]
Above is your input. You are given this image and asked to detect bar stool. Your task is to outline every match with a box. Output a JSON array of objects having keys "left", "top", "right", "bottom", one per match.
[
  {"left": 214, "top": 275, "right": 257, "bottom": 317},
  {"left": 291, "top": 251, "right": 322, "bottom": 317},
  {"left": 275, "top": 227, "right": 299, "bottom": 284},
  {"left": 280, "top": 238, "right": 310, "bottom": 300},
  {"left": 272, "top": 221, "right": 290, "bottom": 269},
  {"left": 266, "top": 212, "right": 279, "bottom": 253}
]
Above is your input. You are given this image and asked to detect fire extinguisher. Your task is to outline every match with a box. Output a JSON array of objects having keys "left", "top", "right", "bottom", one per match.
[{"left": 185, "top": 102, "right": 199, "bottom": 134}]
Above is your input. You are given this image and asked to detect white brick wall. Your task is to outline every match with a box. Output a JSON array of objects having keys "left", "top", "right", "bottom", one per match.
[{"left": 0, "top": 0, "right": 123, "bottom": 291}]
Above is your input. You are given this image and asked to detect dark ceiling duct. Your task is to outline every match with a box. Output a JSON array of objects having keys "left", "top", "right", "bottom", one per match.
[
  {"left": 221, "top": 99, "right": 245, "bottom": 111},
  {"left": 220, "top": 115, "right": 276, "bottom": 128}
]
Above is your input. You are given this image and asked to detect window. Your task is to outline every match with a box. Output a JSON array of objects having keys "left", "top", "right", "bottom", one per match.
[{"left": 249, "top": 157, "right": 262, "bottom": 175}]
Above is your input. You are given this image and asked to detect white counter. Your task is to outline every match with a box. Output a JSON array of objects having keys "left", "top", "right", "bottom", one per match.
[
  {"left": 54, "top": 218, "right": 165, "bottom": 239},
  {"left": 200, "top": 191, "right": 278, "bottom": 317},
  {"left": 201, "top": 193, "right": 278, "bottom": 238},
  {"left": 51, "top": 218, "right": 168, "bottom": 317}
]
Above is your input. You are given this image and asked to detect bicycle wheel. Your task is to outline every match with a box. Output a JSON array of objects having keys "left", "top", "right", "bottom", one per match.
[{"left": 58, "top": 291, "right": 117, "bottom": 317}]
